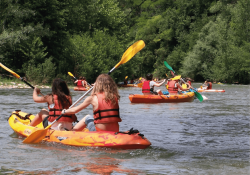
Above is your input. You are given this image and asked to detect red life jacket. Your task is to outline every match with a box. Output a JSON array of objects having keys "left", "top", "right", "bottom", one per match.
[
  {"left": 48, "top": 95, "right": 77, "bottom": 123},
  {"left": 207, "top": 82, "right": 212, "bottom": 89},
  {"left": 142, "top": 80, "right": 151, "bottom": 93},
  {"left": 77, "top": 80, "right": 83, "bottom": 87},
  {"left": 187, "top": 80, "right": 192, "bottom": 86},
  {"left": 168, "top": 80, "right": 178, "bottom": 93},
  {"left": 93, "top": 93, "right": 121, "bottom": 124}
]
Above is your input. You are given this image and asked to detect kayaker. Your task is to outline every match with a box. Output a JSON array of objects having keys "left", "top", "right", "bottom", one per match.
[
  {"left": 202, "top": 79, "right": 212, "bottom": 89},
  {"left": 186, "top": 78, "right": 192, "bottom": 86},
  {"left": 142, "top": 73, "right": 166, "bottom": 95},
  {"left": 29, "top": 78, "right": 77, "bottom": 130},
  {"left": 168, "top": 75, "right": 191, "bottom": 95},
  {"left": 75, "top": 76, "right": 88, "bottom": 88},
  {"left": 124, "top": 79, "right": 128, "bottom": 85},
  {"left": 62, "top": 74, "right": 122, "bottom": 132}
]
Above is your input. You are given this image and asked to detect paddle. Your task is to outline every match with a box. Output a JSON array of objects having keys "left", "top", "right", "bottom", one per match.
[
  {"left": 23, "top": 40, "right": 146, "bottom": 144},
  {"left": 163, "top": 61, "right": 204, "bottom": 102},
  {"left": 0, "top": 63, "right": 43, "bottom": 95},
  {"left": 68, "top": 72, "right": 92, "bottom": 88}
]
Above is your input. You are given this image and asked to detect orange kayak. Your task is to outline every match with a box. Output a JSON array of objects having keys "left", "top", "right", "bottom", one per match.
[
  {"left": 197, "top": 88, "right": 225, "bottom": 92},
  {"left": 129, "top": 92, "right": 195, "bottom": 103},
  {"left": 74, "top": 86, "right": 88, "bottom": 91},
  {"left": 8, "top": 111, "right": 151, "bottom": 149}
]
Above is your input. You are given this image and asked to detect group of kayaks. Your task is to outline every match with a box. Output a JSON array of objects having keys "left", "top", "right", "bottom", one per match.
[{"left": 9, "top": 81, "right": 224, "bottom": 150}]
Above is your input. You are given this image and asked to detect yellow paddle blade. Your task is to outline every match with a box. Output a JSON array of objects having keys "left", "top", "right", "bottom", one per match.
[
  {"left": 165, "top": 73, "right": 168, "bottom": 77},
  {"left": 0, "top": 63, "right": 20, "bottom": 79},
  {"left": 139, "top": 77, "right": 142, "bottom": 80},
  {"left": 23, "top": 128, "right": 49, "bottom": 144},
  {"left": 125, "top": 76, "right": 128, "bottom": 79},
  {"left": 68, "top": 72, "right": 74, "bottom": 77},
  {"left": 114, "top": 40, "right": 145, "bottom": 69},
  {"left": 137, "top": 83, "right": 143, "bottom": 88}
]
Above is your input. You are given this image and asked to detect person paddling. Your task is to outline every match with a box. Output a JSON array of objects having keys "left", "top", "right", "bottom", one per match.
[
  {"left": 142, "top": 73, "right": 166, "bottom": 95},
  {"left": 202, "top": 79, "right": 212, "bottom": 89},
  {"left": 29, "top": 78, "right": 77, "bottom": 131},
  {"left": 62, "top": 74, "right": 122, "bottom": 132},
  {"left": 75, "top": 76, "right": 88, "bottom": 88},
  {"left": 168, "top": 75, "right": 191, "bottom": 95}
]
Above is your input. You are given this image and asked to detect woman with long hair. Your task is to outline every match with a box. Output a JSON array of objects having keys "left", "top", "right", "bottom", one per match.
[
  {"left": 29, "top": 78, "right": 77, "bottom": 130},
  {"left": 62, "top": 74, "right": 122, "bottom": 132}
]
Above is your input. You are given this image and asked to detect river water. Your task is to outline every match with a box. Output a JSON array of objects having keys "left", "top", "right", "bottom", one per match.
[{"left": 0, "top": 83, "right": 249, "bottom": 174}]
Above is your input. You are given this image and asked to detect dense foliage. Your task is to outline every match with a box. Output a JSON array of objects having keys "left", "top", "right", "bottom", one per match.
[{"left": 0, "top": 0, "right": 249, "bottom": 84}]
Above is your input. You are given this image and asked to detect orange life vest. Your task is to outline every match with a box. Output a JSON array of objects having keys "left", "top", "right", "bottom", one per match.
[
  {"left": 48, "top": 95, "right": 77, "bottom": 123},
  {"left": 207, "top": 82, "right": 212, "bottom": 89},
  {"left": 168, "top": 80, "right": 178, "bottom": 93},
  {"left": 142, "top": 80, "right": 151, "bottom": 93},
  {"left": 77, "top": 80, "right": 83, "bottom": 87},
  {"left": 93, "top": 93, "right": 121, "bottom": 124}
]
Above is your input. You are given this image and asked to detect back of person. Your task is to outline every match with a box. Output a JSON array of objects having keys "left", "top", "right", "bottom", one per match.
[
  {"left": 93, "top": 93, "right": 121, "bottom": 132},
  {"left": 142, "top": 80, "right": 151, "bottom": 94},
  {"left": 168, "top": 80, "right": 178, "bottom": 94},
  {"left": 48, "top": 95, "right": 76, "bottom": 123},
  {"left": 77, "top": 80, "right": 83, "bottom": 87},
  {"left": 207, "top": 82, "right": 212, "bottom": 89}
]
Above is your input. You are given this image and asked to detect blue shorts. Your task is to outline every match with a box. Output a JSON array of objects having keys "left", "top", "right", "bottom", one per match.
[{"left": 85, "top": 115, "right": 96, "bottom": 131}]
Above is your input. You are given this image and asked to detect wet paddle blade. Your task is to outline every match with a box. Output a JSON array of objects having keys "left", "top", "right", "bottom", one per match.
[
  {"left": 164, "top": 61, "right": 175, "bottom": 73},
  {"left": 68, "top": 72, "right": 73, "bottom": 77},
  {"left": 23, "top": 129, "right": 48, "bottom": 144},
  {"left": 194, "top": 91, "right": 203, "bottom": 102},
  {"left": 114, "top": 40, "right": 145, "bottom": 69},
  {"left": 137, "top": 83, "right": 143, "bottom": 88},
  {"left": 0, "top": 63, "right": 21, "bottom": 79}
]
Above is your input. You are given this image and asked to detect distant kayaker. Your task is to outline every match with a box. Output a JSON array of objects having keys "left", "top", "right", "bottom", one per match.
[
  {"left": 29, "top": 78, "right": 77, "bottom": 131},
  {"left": 186, "top": 78, "right": 192, "bottom": 86},
  {"left": 75, "top": 76, "right": 88, "bottom": 88},
  {"left": 202, "top": 79, "right": 212, "bottom": 89},
  {"left": 168, "top": 75, "right": 191, "bottom": 95},
  {"left": 63, "top": 74, "right": 122, "bottom": 132},
  {"left": 142, "top": 73, "right": 166, "bottom": 95}
]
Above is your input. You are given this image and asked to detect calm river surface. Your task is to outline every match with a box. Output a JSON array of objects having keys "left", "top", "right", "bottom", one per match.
[{"left": 0, "top": 83, "right": 249, "bottom": 174}]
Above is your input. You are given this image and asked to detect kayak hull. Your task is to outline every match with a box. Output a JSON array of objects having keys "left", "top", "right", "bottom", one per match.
[
  {"left": 74, "top": 86, "right": 88, "bottom": 91},
  {"left": 8, "top": 111, "right": 151, "bottom": 149},
  {"left": 197, "top": 88, "right": 225, "bottom": 92},
  {"left": 129, "top": 92, "right": 195, "bottom": 103}
]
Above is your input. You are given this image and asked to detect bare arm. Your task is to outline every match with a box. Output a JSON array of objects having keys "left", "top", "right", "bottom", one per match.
[
  {"left": 33, "top": 87, "right": 50, "bottom": 103},
  {"left": 63, "top": 95, "right": 93, "bottom": 114},
  {"left": 153, "top": 79, "right": 166, "bottom": 87}
]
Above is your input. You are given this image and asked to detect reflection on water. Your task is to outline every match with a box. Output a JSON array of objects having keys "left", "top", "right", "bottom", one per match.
[{"left": 0, "top": 84, "right": 249, "bottom": 174}]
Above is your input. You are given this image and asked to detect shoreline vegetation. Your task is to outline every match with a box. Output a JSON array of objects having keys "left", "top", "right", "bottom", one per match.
[{"left": 0, "top": 76, "right": 75, "bottom": 89}]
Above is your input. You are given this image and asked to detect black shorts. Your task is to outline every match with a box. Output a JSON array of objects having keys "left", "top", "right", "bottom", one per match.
[{"left": 42, "top": 116, "right": 49, "bottom": 128}]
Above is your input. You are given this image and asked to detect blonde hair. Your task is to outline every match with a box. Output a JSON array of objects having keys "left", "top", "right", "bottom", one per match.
[{"left": 91, "top": 74, "right": 120, "bottom": 105}]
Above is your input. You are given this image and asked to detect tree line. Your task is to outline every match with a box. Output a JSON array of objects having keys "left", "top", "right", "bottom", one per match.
[{"left": 0, "top": 0, "right": 249, "bottom": 84}]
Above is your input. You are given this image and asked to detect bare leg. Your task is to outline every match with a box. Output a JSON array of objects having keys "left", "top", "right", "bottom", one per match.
[
  {"left": 72, "top": 115, "right": 87, "bottom": 131},
  {"left": 29, "top": 108, "right": 49, "bottom": 127},
  {"left": 157, "top": 89, "right": 163, "bottom": 95}
]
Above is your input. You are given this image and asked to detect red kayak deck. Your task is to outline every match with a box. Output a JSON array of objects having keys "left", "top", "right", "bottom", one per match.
[{"left": 129, "top": 92, "right": 195, "bottom": 103}]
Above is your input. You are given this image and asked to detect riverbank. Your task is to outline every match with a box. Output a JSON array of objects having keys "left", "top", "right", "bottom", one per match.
[{"left": 0, "top": 81, "right": 50, "bottom": 89}]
